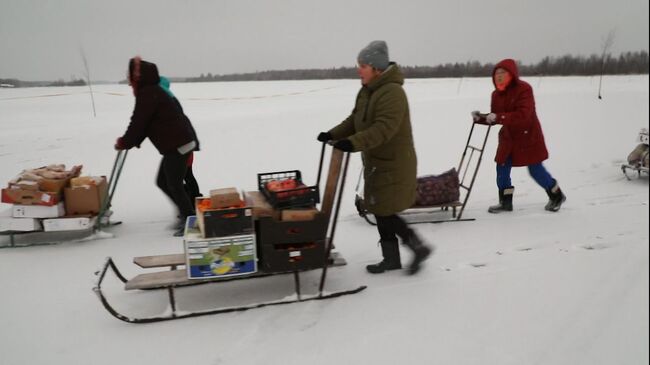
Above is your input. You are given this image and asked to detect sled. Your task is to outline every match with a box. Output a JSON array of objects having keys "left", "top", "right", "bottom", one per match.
[
  {"left": 0, "top": 150, "right": 127, "bottom": 248},
  {"left": 356, "top": 121, "right": 492, "bottom": 225},
  {"left": 93, "top": 144, "right": 367, "bottom": 323},
  {"left": 621, "top": 164, "right": 649, "bottom": 180},
  {"left": 621, "top": 128, "right": 649, "bottom": 180}
]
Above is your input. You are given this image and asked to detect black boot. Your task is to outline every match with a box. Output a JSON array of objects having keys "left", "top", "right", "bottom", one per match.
[
  {"left": 366, "top": 240, "right": 402, "bottom": 274},
  {"left": 488, "top": 187, "right": 514, "bottom": 213},
  {"left": 402, "top": 230, "right": 433, "bottom": 275},
  {"left": 545, "top": 180, "right": 566, "bottom": 212}
]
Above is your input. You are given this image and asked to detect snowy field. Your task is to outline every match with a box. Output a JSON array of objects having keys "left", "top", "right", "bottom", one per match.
[{"left": 0, "top": 75, "right": 648, "bottom": 365}]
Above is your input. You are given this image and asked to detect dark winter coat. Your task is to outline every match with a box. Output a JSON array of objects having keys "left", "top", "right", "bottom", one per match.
[
  {"left": 486, "top": 59, "right": 549, "bottom": 166},
  {"left": 329, "top": 63, "right": 417, "bottom": 216},
  {"left": 120, "top": 59, "right": 199, "bottom": 155}
]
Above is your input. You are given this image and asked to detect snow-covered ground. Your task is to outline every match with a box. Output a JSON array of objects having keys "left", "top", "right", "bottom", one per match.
[{"left": 0, "top": 75, "right": 648, "bottom": 365}]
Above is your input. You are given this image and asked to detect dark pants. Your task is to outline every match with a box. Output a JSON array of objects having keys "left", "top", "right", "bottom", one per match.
[
  {"left": 156, "top": 153, "right": 194, "bottom": 219},
  {"left": 184, "top": 166, "right": 201, "bottom": 208},
  {"left": 375, "top": 214, "right": 411, "bottom": 242},
  {"left": 496, "top": 157, "right": 555, "bottom": 190}
]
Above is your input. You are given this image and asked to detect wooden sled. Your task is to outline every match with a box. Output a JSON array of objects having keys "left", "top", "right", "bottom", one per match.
[{"left": 93, "top": 145, "right": 366, "bottom": 323}]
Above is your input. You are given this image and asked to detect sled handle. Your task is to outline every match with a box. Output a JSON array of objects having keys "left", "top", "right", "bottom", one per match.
[{"left": 316, "top": 141, "right": 327, "bottom": 191}]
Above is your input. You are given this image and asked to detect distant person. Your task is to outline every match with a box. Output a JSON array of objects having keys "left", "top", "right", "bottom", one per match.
[
  {"left": 115, "top": 57, "right": 200, "bottom": 236},
  {"left": 472, "top": 58, "right": 566, "bottom": 213},
  {"left": 159, "top": 76, "right": 202, "bottom": 208},
  {"left": 317, "top": 41, "right": 432, "bottom": 275}
]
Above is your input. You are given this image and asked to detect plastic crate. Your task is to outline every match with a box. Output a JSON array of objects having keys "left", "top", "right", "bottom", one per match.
[{"left": 257, "top": 170, "right": 319, "bottom": 209}]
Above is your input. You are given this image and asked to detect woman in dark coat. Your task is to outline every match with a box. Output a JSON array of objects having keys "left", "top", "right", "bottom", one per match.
[
  {"left": 318, "top": 41, "right": 432, "bottom": 275},
  {"left": 115, "top": 57, "right": 200, "bottom": 236},
  {"left": 473, "top": 58, "right": 566, "bottom": 213}
]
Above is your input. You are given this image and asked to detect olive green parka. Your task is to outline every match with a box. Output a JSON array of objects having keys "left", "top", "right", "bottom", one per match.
[{"left": 329, "top": 63, "right": 417, "bottom": 216}]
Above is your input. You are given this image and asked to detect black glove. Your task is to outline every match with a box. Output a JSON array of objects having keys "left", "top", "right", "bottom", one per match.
[
  {"left": 317, "top": 132, "right": 332, "bottom": 142},
  {"left": 333, "top": 139, "right": 354, "bottom": 152}
]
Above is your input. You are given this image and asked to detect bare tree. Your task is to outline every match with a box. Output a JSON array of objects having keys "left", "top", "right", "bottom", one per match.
[
  {"left": 80, "top": 47, "right": 97, "bottom": 117},
  {"left": 598, "top": 29, "right": 616, "bottom": 99}
]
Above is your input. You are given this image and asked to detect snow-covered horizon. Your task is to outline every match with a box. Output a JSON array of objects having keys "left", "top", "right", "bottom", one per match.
[{"left": 0, "top": 75, "right": 648, "bottom": 365}]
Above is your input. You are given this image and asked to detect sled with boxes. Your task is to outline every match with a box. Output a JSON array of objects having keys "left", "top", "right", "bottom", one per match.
[
  {"left": 0, "top": 151, "right": 127, "bottom": 248},
  {"left": 94, "top": 144, "right": 366, "bottom": 323}
]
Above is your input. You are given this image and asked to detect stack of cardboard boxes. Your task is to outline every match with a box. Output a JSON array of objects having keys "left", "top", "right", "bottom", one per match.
[
  {"left": 184, "top": 188, "right": 257, "bottom": 279},
  {"left": 0, "top": 165, "right": 107, "bottom": 234}
]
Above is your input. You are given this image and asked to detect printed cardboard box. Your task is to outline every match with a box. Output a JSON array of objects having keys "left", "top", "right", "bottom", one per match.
[
  {"left": 183, "top": 216, "right": 257, "bottom": 279},
  {"left": 42, "top": 216, "right": 95, "bottom": 232},
  {"left": 12, "top": 202, "right": 65, "bottom": 218},
  {"left": 1, "top": 187, "right": 61, "bottom": 206}
]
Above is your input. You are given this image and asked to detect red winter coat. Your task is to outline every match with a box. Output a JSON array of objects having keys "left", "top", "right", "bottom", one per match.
[{"left": 485, "top": 59, "right": 549, "bottom": 166}]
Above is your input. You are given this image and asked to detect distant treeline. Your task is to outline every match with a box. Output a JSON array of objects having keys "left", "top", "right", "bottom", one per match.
[
  {"left": 0, "top": 78, "right": 86, "bottom": 88},
  {"left": 186, "top": 50, "right": 649, "bottom": 82},
  {"left": 1, "top": 51, "right": 648, "bottom": 88}
]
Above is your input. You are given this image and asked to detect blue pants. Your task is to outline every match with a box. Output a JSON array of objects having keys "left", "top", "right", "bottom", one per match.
[{"left": 496, "top": 157, "right": 555, "bottom": 190}]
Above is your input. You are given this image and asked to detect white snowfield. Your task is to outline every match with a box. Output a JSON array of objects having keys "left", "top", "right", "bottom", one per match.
[{"left": 0, "top": 75, "right": 648, "bottom": 365}]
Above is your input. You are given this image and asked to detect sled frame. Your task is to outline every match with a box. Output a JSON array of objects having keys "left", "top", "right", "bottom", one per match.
[{"left": 621, "top": 164, "right": 649, "bottom": 180}]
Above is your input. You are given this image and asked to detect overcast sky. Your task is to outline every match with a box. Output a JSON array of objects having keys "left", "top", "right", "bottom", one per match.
[{"left": 1, "top": 0, "right": 648, "bottom": 81}]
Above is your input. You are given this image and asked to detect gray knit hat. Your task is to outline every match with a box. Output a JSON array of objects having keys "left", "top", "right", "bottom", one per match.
[{"left": 357, "top": 40, "right": 390, "bottom": 70}]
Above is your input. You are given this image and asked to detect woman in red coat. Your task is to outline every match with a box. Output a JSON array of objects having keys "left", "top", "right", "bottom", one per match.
[{"left": 473, "top": 59, "right": 566, "bottom": 212}]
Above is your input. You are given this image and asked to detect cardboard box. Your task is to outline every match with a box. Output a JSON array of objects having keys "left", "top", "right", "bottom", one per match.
[
  {"left": 184, "top": 216, "right": 257, "bottom": 279},
  {"left": 196, "top": 198, "right": 254, "bottom": 238},
  {"left": 13, "top": 202, "right": 65, "bottom": 218},
  {"left": 1, "top": 187, "right": 61, "bottom": 206},
  {"left": 42, "top": 216, "right": 95, "bottom": 232},
  {"left": 38, "top": 177, "right": 71, "bottom": 194},
  {"left": 8, "top": 180, "right": 39, "bottom": 191},
  {"left": 0, "top": 217, "right": 43, "bottom": 232},
  {"left": 209, "top": 187, "right": 242, "bottom": 209},
  {"left": 281, "top": 208, "right": 320, "bottom": 222},
  {"left": 243, "top": 190, "right": 279, "bottom": 219},
  {"left": 64, "top": 176, "right": 107, "bottom": 216}
]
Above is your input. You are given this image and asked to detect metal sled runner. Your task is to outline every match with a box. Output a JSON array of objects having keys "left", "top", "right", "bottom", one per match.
[
  {"left": 93, "top": 145, "right": 367, "bottom": 323},
  {"left": 0, "top": 150, "right": 127, "bottom": 248},
  {"left": 356, "top": 122, "right": 492, "bottom": 225},
  {"left": 621, "top": 164, "right": 649, "bottom": 180}
]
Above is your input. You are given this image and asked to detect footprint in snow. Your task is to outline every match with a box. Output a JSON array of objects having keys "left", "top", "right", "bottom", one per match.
[{"left": 580, "top": 243, "right": 610, "bottom": 251}]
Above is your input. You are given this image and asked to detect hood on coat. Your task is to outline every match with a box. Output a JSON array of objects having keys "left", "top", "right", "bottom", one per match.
[
  {"left": 366, "top": 62, "right": 404, "bottom": 91},
  {"left": 128, "top": 57, "right": 160, "bottom": 94},
  {"left": 492, "top": 58, "right": 519, "bottom": 89}
]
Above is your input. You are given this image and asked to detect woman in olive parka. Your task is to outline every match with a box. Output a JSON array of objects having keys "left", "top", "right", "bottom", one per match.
[{"left": 317, "top": 41, "right": 433, "bottom": 275}]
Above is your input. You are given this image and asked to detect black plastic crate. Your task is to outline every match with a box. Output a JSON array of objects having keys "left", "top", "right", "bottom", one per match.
[
  {"left": 256, "top": 214, "right": 327, "bottom": 245},
  {"left": 198, "top": 206, "right": 254, "bottom": 238},
  {"left": 257, "top": 170, "right": 319, "bottom": 209},
  {"left": 259, "top": 240, "right": 326, "bottom": 273}
]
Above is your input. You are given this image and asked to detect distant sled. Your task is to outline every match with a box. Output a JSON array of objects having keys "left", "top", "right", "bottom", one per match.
[
  {"left": 621, "top": 128, "right": 649, "bottom": 180},
  {"left": 356, "top": 120, "right": 492, "bottom": 225}
]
